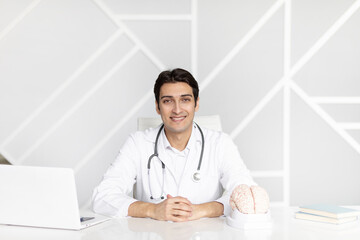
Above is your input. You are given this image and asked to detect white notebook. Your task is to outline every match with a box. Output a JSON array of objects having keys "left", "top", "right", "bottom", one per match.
[{"left": 0, "top": 164, "right": 110, "bottom": 230}]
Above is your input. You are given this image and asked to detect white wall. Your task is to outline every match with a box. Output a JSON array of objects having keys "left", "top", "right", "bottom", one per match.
[{"left": 1, "top": 0, "right": 360, "bottom": 207}]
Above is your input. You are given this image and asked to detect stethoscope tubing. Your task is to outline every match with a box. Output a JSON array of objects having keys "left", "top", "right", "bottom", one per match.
[
  {"left": 147, "top": 122, "right": 204, "bottom": 200},
  {"left": 195, "top": 122, "right": 204, "bottom": 171}
]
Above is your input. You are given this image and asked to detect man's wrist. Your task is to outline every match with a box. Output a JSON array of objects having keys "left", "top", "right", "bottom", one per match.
[
  {"left": 146, "top": 202, "right": 155, "bottom": 218},
  {"left": 189, "top": 201, "right": 224, "bottom": 220},
  {"left": 128, "top": 201, "right": 156, "bottom": 218},
  {"left": 199, "top": 201, "right": 224, "bottom": 218}
]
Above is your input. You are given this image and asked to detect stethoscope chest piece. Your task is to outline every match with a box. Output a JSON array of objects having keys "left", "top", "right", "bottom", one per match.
[{"left": 192, "top": 171, "right": 201, "bottom": 183}]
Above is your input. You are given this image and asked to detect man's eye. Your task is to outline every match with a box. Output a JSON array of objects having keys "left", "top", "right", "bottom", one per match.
[
  {"left": 182, "top": 98, "right": 191, "bottom": 102},
  {"left": 163, "top": 99, "right": 171, "bottom": 104}
]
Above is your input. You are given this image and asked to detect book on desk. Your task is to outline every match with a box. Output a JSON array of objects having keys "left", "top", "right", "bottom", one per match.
[{"left": 295, "top": 204, "right": 360, "bottom": 225}]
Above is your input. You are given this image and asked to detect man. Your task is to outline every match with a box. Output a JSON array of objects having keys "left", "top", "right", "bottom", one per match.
[{"left": 92, "top": 68, "right": 255, "bottom": 222}]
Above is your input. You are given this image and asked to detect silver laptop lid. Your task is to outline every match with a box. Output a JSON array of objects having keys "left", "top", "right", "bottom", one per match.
[{"left": 0, "top": 165, "right": 81, "bottom": 229}]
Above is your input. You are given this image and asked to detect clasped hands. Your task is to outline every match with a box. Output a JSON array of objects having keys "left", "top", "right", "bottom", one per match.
[
  {"left": 129, "top": 194, "right": 223, "bottom": 221},
  {"left": 150, "top": 194, "right": 200, "bottom": 222}
]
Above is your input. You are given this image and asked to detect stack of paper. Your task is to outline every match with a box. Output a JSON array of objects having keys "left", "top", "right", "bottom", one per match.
[{"left": 295, "top": 204, "right": 360, "bottom": 224}]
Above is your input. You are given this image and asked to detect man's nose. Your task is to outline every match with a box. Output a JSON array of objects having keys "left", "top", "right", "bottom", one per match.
[{"left": 172, "top": 101, "right": 181, "bottom": 114}]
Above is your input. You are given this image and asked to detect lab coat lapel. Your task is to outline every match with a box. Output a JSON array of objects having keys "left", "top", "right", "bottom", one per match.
[
  {"left": 146, "top": 125, "right": 172, "bottom": 198},
  {"left": 157, "top": 131, "right": 176, "bottom": 179}
]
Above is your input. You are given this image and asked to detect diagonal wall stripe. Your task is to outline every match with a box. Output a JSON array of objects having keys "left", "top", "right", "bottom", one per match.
[
  {"left": 0, "top": 0, "right": 41, "bottom": 42},
  {"left": 290, "top": 0, "right": 360, "bottom": 77},
  {"left": 0, "top": 29, "right": 123, "bottom": 150},
  {"left": 74, "top": 90, "right": 153, "bottom": 173},
  {"left": 338, "top": 123, "right": 360, "bottom": 130},
  {"left": 230, "top": 77, "right": 286, "bottom": 139},
  {"left": 16, "top": 46, "right": 140, "bottom": 164},
  {"left": 290, "top": 81, "right": 360, "bottom": 156},
  {"left": 93, "top": 0, "right": 166, "bottom": 71},
  {"left": 199, "top": 0, "right": 284, "bottom": 91}
]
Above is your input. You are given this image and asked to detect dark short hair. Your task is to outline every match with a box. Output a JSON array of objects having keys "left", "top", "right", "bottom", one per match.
[{"left": 154, "top": 68, "right": 199, "bottom": 107}]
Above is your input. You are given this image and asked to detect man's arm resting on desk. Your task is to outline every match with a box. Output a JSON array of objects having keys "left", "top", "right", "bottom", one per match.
[
  {"left": 188, "top": 201, "right": 224, "bottom": 221},
  {"left": 128, "top": 194, "right": 224, "bottom": 222}
]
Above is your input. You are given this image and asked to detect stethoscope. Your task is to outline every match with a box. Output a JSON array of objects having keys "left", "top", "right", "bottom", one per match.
[{"left": 147, "top": 122, "right": 204, "bottom": 200}]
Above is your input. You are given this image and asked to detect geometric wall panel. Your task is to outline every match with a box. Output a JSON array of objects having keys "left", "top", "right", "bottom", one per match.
[
  {"left": 234, "top": 91, "right": 283, "bottom": 171},
  {"left": 4, "top": 36, "right": 135, "bottom": 161},
  {"left": 291, "top": 92, "right": 360, "bottom": 205},
  {"left": 199, "top": 5, "right": 284, "bottom": 133},
  {"left": 0, "top": 0, "right": 117, "bottom": 145},
  {"left": 197, "top": 0, "right": 279, "bottom": 80},
  {"left": 0, "top": 1, "right": 35, "bottom": 33},
  {"left": 293, "top": 6, "right": 360, "bottom": 96},
  {"left": 21, "top": 52, "right": 158, "bottom": 168},
  {"left": 320, "top": 104, "right": 360, "bottom": 122},
  {"left": 291, "top": 0, "right": 356, "bottom": 64},
  {"left": 125, "top": 21, "right": 191, "bottom": 71}
]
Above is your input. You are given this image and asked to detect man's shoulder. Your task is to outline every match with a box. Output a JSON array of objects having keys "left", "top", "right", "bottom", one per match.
[
  {"left": 130, "top": 124, "right": 162, "bottom": 143},
  {"left": 201, "top": 126, "right": 230, "bottom": 142}
]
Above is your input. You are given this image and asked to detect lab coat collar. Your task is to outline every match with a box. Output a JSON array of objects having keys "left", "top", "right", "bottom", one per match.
[
  {"left": 144, "top": 122, "right": 202, "bottom": 145},
  {"left": 161, "top": 123, "right": 200, "bottom": 153}
]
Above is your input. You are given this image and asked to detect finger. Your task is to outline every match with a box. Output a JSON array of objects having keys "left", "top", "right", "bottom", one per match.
[
  {"left": 167, "top": 194, "right": 190, "bottom": 204},
  {"left": 169, "top": 196, "right": 192, "bottom": 205},
  {"left": 173, "top": 202, "right": 193, "bottom": 212},
  {"left": 171, "top": 209, "right": 192, "bottom": 217}
]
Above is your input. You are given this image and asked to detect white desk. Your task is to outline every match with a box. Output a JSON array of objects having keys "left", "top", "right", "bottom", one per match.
[{"left": 1, "top": 207, "right": 360, "bottom": 240}]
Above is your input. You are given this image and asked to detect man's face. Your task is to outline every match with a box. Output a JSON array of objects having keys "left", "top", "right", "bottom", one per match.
[{"left": 156, "top": 82, "right": 199, "bottom": 135}]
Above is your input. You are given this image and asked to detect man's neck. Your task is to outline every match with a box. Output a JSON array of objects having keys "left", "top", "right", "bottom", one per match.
[{"left": 164, "top": 126, "right": 192, "bottom": 151}]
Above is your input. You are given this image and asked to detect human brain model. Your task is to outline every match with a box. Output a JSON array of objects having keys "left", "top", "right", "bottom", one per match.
[{"left": 230, "top": 184, "right": 269, "bottom": 214}]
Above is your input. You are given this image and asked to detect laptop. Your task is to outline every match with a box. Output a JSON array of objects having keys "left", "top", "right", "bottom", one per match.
[{"left": 0, "top": 164, "right": 110, "bottom": 230}]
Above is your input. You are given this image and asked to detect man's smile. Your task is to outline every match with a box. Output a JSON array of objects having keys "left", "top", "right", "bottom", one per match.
[{"left": 170, "top": 116, "right": 187, "bottom": 122}]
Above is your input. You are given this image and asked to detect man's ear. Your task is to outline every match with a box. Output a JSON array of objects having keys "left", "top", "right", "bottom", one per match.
[
  {"left": 155, "top": 100, "right": 161, "bottom": 115},
  {"left": 195, "top": 97, "right": 200, "bottom": 112}
]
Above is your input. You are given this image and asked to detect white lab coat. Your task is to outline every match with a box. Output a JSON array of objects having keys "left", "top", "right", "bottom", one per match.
[{"left": 92, "top": 123, "right": 255, "bottom": 217}]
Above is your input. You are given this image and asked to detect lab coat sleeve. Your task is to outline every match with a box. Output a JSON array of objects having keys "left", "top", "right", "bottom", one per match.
[
  {"left": 92, "top": 134, "right": 139, "bottom": 217},
  {"left": 215, "top": 134, "right": 256, "bottom": 216}
]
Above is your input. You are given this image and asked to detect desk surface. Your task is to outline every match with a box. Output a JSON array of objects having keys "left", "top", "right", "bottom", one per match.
[{"left": 1, "top": 207, "right": 360, "bottom": 240}]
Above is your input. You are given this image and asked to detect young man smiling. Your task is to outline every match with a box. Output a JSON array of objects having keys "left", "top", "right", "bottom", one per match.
[
  {"left": 155, "top": 81, "right": 198, "bottom": 150},
  {"left": 93, "top": 68, "right": 255, "bottom": 222}
]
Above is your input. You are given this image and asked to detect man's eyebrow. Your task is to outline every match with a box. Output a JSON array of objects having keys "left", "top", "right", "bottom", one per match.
[
  {"left": 160, "top": 95, "right": 173, "bottom": 99},
  {"left": 160, "top": 94, "right": 193, "bottom": 99}
]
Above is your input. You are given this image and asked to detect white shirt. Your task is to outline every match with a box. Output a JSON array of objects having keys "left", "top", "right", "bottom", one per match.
[
  {"left": 92, "top": 123, "right": 255, "bottom": 217},
  {"left": 162, "top": 128, "right": 190, "bottom": 186}
]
